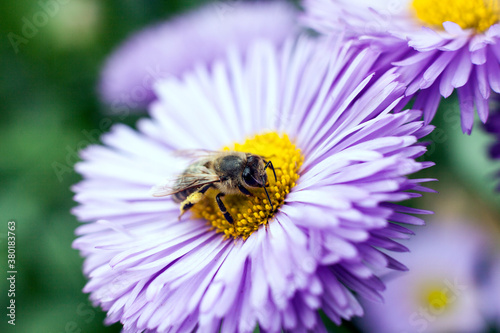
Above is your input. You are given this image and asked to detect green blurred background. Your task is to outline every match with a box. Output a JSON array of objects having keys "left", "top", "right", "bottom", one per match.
[{"left": 0, "top": 1, "right": 499, "bottom": 332}]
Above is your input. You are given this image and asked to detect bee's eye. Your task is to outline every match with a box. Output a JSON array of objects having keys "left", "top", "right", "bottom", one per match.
[{"left": 242, "top": 166, "right": 261, "bottom": 187}]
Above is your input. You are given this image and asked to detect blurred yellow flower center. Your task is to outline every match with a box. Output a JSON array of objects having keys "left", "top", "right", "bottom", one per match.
[
  {"left": 191, "top": 132, "right": 303, "bottom": 240},
  {"left": 426, "top": 289, "right": 449, "bottom": 310},
  {"left": 412, "top": 0, "right": 500, "bottom": 32}
]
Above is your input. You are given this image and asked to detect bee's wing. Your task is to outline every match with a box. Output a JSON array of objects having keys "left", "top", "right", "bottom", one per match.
[
  {"left": 172, "top": 149, "right": 220, "bottom": 161},
  {"left": 149, "top": 178, "right": 180, "bottom": 197},
  {"left": 150, "top": 170, "right": 220, "bottom": 197}
]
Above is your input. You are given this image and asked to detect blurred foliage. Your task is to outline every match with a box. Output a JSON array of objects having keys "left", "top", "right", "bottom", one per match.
[{"left": 0, "top": 1, "right": 499, "bottom": 333}]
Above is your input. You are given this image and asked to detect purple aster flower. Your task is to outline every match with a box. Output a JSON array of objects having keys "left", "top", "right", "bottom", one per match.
[
  {"left": 357, "top": 221, "right": 493, "bottom": 333},
  {"left": 302, "top": 0, "right": 500, "bottom": 134},
  {"left": 73, "top": 36, "right": 435, "bottom": 332},
  {"left": 99, "top": 1, "right": 298, "bottom": 110}
]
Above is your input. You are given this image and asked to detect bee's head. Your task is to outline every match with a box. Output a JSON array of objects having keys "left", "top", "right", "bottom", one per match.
[{"left": 242, "top": 155, "right": 267, "bottom": 188}]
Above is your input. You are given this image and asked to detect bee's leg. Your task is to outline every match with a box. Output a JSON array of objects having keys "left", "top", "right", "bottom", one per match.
[
  {"left": 215, "top": 193, "right": 234, "bottom": 224},
  {"left": 179, "top": 184, "right": 213, "bottom": 220},
  {"left": 263, "top": 160, "right": 277, "bottom": 182},
  {"left": 262, "top": 185, "right": 274, "bottom": 212},
  {"left": 238, "top": 185, "right": 252, "bottom": 197}
]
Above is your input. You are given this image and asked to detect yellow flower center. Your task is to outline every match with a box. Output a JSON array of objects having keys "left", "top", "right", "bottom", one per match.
[
  {"left": 426, "top": 289, "right": 449, "bottom": 310},
  {"left": 416, "top": 281, "right": 454, "bottom": 314},
  {"left": 412, "top": 0, "right": 500, "bottom": 32},
  {"left": 191, "top": 132, "right": 303, "bottom": 240}
]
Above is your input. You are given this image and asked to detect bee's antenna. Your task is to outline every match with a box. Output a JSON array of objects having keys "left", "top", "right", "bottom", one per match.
[
  {"left": 264, "top": 160, "right": 277, "bottom": 182},
  {"left": 262, "top": 176, "right": 274, "bottom": 211}
]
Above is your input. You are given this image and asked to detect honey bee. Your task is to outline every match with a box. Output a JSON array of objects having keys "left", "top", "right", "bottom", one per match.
[{"left": 151, "top": 150, "right": 276, "bottom": 224}]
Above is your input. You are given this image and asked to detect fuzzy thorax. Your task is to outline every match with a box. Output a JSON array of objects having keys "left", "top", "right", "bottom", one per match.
[{"left": 191, "top": 132, "right": 303, "bottom": 240}]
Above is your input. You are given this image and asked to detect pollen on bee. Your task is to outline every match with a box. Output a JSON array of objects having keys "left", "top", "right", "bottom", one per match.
[{"left": 190, "top": 132, "right": 303, "bottom": 240}]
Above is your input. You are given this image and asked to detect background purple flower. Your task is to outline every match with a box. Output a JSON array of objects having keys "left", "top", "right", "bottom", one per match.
[
  {"left": 99, "top": 1, "right": 298, "bottom": 110},
  {"left": 302, "top": 0, "right": 500, "bottom": 134},
  {"left": 73, "top": 35, "right": 435, "bottom": 332},
  {"left": 356, "top": 220, "right": 496, "bottom": 333}
]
